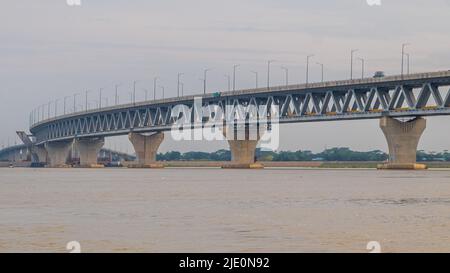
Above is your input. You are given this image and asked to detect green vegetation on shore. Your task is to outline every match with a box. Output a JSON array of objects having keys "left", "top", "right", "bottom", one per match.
[{"left": 157, "top": 147, "right": 450, "bottom": 163}]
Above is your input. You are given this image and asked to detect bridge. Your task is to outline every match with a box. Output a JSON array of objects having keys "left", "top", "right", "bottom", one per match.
[
  {"left": 0, "top": 142, "right": 136, "bottom": 166},
  {"left": 27, "top": 71, "right": 450, "bottom": 169}
]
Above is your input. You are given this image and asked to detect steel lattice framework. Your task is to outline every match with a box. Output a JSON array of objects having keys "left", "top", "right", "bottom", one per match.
[{"left": 30, "top": 71, "right": 450, "bottom": 144}]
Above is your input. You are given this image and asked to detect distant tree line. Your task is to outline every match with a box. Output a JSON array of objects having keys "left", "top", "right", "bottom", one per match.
[
  {"left": 417, "top": 150, "right": 450, "bottom": 162},
  {"left": 156, "top": 148, "right": 450, "bottom": 162},
  {"left": 257, "top": 148, "right": 388, "bottom": 162},
  {"left": 157, "top": 150, "right": 231, "bottom": 161}
]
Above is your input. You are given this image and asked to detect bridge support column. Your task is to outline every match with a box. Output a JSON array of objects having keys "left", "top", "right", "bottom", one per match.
[
  {"left": 222, "top": 125, "right": 264, "bottom": 169},
  {"left": 75, "top": 138, "right": 105, "bottom": 168},
  {"left": 378, "top": 117, "right": 427, "bottom": 170},
  {"left": 128, "top": 132, "right": 164, "bottom": 168},
  {"left": 45, "top": 140, "right": 73, "bottom": 168},
  {"left": 31, "top": 146, "right": 47, "bottom": 164}
]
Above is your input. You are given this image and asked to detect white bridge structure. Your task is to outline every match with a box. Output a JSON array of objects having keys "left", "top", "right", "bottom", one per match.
[{"left": 25, "top": 71, "right": 450, "bottom": 169}]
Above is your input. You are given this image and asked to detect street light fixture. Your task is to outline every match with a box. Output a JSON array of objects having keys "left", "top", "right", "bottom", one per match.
[
  {"left": 115, "top": 83, "right": 122, "bottom": 105},
  {"left": 405, "top": 53, "right": 410, "bottom": 75},
  {"left": 177, "top": 73, "right": 184, "bottom": 97},
  {"left": 143, "top": 88, "right": 149, "bottom": 101},
  {"left": 153, "top": 77, "right": 159, "bottom": 100},
  {"left": 99, "top": 88, "right": 104, "bottom": 109},
  {"left": 73, "top": 93, "right": 80, "bottom": 113},
  {"left": 267, "top": 60, "right": 275, "bottom": 89},
  {"left": 54, "top": 99, "right": 59, "bottom": 117},
  {"left": 133, "top": 80, "right": 138, "bottom": 105},
  {"left": 40, "top": 104, "right": 45, "bottom": 121},
  {"left": 281, "top": 66, "right": 289, "bottom": 86},
  {"left": 180, "top": 83, "right": 184, "bottom": 96},
  {"left": 85, "top": 90, "right": 93, "bottom": 112},
  {"left": 350, "top": 49, "right": 358, "bottom": 80},
  {"left": 64, "top": 96, "right": 71, "bottom": 115},
  {"left": 47, "top": 101, "right": 51, "bottom": 119},
  {"left": 401, "top": 43, "right": 410, "bottom": 77},
  {"left": 316, "top": 62, "right": 324, "bottom": 83},
  {"left": 358, "top": 58, "right": 365, "bottom": 79},
  {"left": 251, "top": 71, "right": 259, "bottom": 88},
  {"left": 306, "top": 55, "right": 314, "bottom": 86},
  {"left": 203, "top": 68, "right": 212, "bottom": 94}
]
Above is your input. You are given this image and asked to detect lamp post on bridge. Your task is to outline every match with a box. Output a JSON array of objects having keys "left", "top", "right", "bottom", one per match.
[
  {"left": 405, "top": 53, "right": 410, "bottom": 75},
  {"left": 401, "top": 43, "right": 410, "bottom": 78},
  {"left": 85, "top": 90, "right": 92, "bottom": 112},
  {"left": 203, "top": 68, "right": 212, "bottom": 94},
  {"left": 153, "top": 77, "right": 159, "bottom": 100},
  {"left": 159, "top": 86, "right": 165, "bottom": 99},
  {"left": 267, "top": 60, "right": 275, "bottom": 89},
  {"left": 177, "top": 73, "right": 184, "bottom": 97},
  {"left": 37, "top": 105, "right": 40, "bottom": 122},
  {"left": 143, "top": 88, "right": 149, "bottom": 101},
  {"left": 306, "top": 54, "right": 314, "bottom": 86},
  {"left": 350, "top": 49, "right": 358, "bottom": 80},
  {"left": 358, "top": 58, "right": 365, "bottom": 79},
  {"left": 64, "top": 96, "right": 71, "bottom": 115},
  {"left": 31, "top": 109, "right": 35, "bottom": 125},
  {"left": 98, "top": 88, "right": 104, "bottom": 109},
  {"left": 41, "top": 104, "right": 45, "bottom": 121},
  {"left": 133, "top": 80, "right": 139, "bottom": 106},
  {"left": 251, "top": 71, "right": 259, "bottom": 88},
  {"left": 47, "top": 101, "right": 51, "bottom": 119},
  {"left": 316, "top": 62, "right": 324, "bottom": 83},
  {"left": 36, "top": 106, "right": 40, "bottom": 122},
  {"left": 281, "top": 66, "right": 289, "bottom": 87},
  {"left": 115, "top": 83, "right": 122, "bottom": 105},
  {"left": 73, "top": 93, "right": 80, "bottom": 113},
  {"left": 54, "top": 99, "right": 59, "bottom": 118}
]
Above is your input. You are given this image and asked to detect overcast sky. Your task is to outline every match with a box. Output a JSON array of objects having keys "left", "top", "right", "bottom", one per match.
[{"left": 1, "top": 0, "right": 450, "bottom": 153}]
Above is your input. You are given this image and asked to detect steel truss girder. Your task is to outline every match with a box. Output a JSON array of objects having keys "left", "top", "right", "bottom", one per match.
[{"left": 31, "top": 81, "right": 450, "bottom": 143}]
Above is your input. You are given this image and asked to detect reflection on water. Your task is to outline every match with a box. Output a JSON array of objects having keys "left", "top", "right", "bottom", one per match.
[{"left": 1, "top": 168, "right": 450, "bottom": 253}]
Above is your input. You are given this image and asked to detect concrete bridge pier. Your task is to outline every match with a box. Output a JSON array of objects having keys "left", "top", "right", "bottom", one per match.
[
  {"left": 378, "top": 116, "right": 427, "bottom": 170},
  {"left": 222, "top": 125, "right": 264, "bottom": 169},
  {"left": 45, "top": 140, "right": 73, "bottom": 168},
  {"left": 128, "top": 132, "right": 164, "bottom": 168},
  {"left": 75, "top": 138, "right": 105, "bottom": 168},
  {"left": 31, "top": 146, "right": 48, "bottom": 164}
]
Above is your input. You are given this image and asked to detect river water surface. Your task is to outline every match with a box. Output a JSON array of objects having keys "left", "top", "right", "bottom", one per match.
[{"left": 1, "top": 168, "right": 450, "bottom": 253}]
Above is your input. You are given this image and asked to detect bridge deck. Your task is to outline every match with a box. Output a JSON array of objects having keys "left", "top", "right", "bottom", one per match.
[
  {"left": 31, "top": 71, "right": 450, "bottom": 129},
  {"left": 28, "top": 70, "right": 450, "bottom": 144}
]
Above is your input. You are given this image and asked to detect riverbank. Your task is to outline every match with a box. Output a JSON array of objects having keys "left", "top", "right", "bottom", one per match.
[
  {"left": 133, "top": 161, "right": 450, "bottom": 169},
  {"left": 3, "top": 161, "right": 450, "bottom": 169}
]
